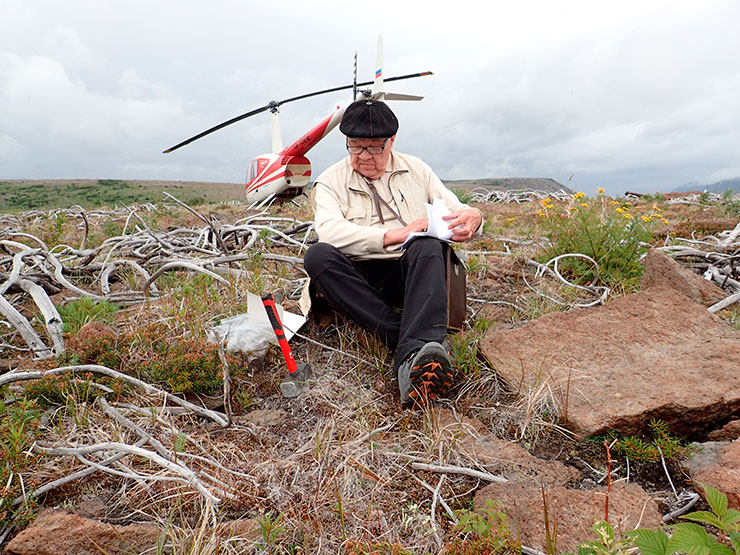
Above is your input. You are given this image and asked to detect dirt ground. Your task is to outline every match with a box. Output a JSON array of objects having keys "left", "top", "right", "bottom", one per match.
[{"left": 1, "top": 190, "right": 739, "bottom": 553}]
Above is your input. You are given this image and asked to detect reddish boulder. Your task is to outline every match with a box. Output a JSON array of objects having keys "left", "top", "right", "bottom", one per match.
[
  {"left": 429, "top": 408, "right": 578, "bottom": 486},
  {"left": 480, "top": 286, "right": 740, "bottom": 438},
  {"left": 4, "top": 510, "right": 161, "bottom": 555},
  {"left": 474, "top": 481, "right": 662, "bottom": 553},
  {"left": 640, "top": 248, "right": 726, "bottom": 307}
]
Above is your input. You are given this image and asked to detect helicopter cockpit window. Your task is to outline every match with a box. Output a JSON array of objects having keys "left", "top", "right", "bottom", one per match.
[{"left": 249, "top": 160, "right": 259, "bottom": 182}]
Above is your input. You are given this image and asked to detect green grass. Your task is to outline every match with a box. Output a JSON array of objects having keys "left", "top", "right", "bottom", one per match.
[{"left": 0, "top": 180, "right": 245, "bottom": 212}]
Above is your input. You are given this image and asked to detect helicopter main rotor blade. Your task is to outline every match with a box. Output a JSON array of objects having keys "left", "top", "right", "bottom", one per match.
[
  {"left": 162, "top": 71, "right": 432, "bottom": 154},
  {"left": 163, "top": 105, "right": 272, "bottom": 153}
]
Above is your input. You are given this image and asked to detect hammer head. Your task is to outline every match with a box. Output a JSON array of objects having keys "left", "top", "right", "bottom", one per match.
[{"left": 280, "top": 363, "right": 313, "bottom": 398}]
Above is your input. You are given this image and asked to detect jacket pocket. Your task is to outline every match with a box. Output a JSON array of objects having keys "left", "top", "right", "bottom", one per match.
[{"left": 343, "top": 190, "right": 373, "bottom": 224}]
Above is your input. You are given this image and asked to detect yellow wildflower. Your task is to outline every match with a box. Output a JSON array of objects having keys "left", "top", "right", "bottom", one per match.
[
  {"left": 537, "top": 210, "right": 545, "bottom": 217},
  {"left": 616, "top": 207, "right": 625, "bottom": 213},
  {"left": 623, "top": 213, "right": 633, "bottom": 219},
  {"left": 574, "top": 192, "right": 585, "bottom": 199},
  {"left": 610, "top": 200, "right": 619, "bottom": 205},
  {"left": 506, "top": 217, "right": 515, "bottom": 223},
  {"left": 597, "top": 187, "right": 605, "bottom": 194},
  {"left": 641, "top": 216, "right": 652, "bottom": 223},
  {"left": 580, "top": 203, "right": 588, "bottom": 208}
]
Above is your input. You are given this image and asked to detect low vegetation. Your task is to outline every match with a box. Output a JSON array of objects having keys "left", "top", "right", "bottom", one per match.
[
  {"left": 1, "top": 185, "right": 739, "bottom": 552},
  {"left": 0, "top": 179, "right": 244, "bottom": 212},
  {"left": 569, "top": 484, "right": 740, "bottom": 555}
]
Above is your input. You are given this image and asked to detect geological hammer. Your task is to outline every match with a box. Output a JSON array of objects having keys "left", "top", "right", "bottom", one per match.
[{"left": 261, "top": 293, "right": 312, "bottom": 398}]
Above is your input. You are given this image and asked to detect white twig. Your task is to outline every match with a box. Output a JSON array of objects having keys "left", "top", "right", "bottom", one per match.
[
  {"left": 663, "top": 492, "right": 701, "bottom": 522},
  {"left": 0, "top": 294, "right": 52, "bottom": 358},
  {"left": 0, "top": 365, "right": 229, "bottom": 426},
  {"left": 656, "top": 445, "right": 678, "bottom": 500},
  {"left": 345, "top": 421, "right": 397, "bottom": 448},
  {"left": 34, "top": 441, "right": 221, "bottom": 505},
  {"left": 410, "top": 474, "right": 456, "bottom": 521},
  {"left": 430, "top": 474, "right": 445, "bottom": 543},
  {"left": 411, "top": 462, "right": 508, "bottom": 483}
]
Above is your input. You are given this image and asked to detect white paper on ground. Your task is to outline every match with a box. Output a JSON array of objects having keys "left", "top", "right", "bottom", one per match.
[
  {"left": 400, "top": 196, "right": 456, "bottom": 249},
  {"left": 206, "top": 292, "right": 307, "bottom": 358}
]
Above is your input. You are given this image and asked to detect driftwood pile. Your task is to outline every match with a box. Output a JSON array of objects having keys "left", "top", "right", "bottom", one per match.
[
  {"left": 467, "top": 187, "right": 572, "bottom": 204},
  {"left": 0, "top": 193, "right": 313, "bottom": 360},
  {"left": 658, "top": 220, "right": 740, "bottom": 313}
]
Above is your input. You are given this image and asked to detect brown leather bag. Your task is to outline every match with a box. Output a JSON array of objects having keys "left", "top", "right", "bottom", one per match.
[{"left": 444, "top": 245, "right": 467, "bottom": 331}]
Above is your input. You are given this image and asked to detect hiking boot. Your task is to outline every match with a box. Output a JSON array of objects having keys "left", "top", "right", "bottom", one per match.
[{"left": 397, "top": 341, "right": 456, "bottom": 406}]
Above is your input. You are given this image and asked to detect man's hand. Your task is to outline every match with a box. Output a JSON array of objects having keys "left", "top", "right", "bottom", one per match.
[
  {"left": 443, "top": 208, "right": 483, "bottom": 242},
  {"left": 383, "top": 218, "right": 429, "bottom": 247}
]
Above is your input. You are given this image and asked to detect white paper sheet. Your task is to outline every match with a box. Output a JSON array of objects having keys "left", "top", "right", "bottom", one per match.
[{"left": 401, "top": 197, "right": 456, "bottom": 249}]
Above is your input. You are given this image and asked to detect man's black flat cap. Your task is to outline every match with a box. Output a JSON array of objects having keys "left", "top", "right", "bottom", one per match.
[{"left": 340, "top": 99, "right": 398, "bottom": 138}]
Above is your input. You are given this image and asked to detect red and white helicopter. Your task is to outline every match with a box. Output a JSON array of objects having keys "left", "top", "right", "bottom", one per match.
[{"left": 163, "top": 36, "right": 432, "bottom": 207}]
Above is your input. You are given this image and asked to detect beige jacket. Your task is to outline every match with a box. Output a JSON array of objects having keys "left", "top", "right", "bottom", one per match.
[
  {"left": 311, "top": 151, "right": 473, "bottom": 258},
  {"left": 299, "top": 151, "right": 479, "bottom": 314}
]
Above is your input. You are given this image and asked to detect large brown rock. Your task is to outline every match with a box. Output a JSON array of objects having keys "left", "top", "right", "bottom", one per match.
[
  {"left": 640, "top": 249, "right": 726, "bottom": 307},
  {"left": 4, "top": 510, "right": 162, "bottom": 555},
  {"left": 682, "top": 439, "right": 740, "bottom": 509},
  {"left": 480, "top": 286, "right": 740, "bottom": 438},
  {"left": 474, "top": 481, "right": 663, "bottom": 553}
]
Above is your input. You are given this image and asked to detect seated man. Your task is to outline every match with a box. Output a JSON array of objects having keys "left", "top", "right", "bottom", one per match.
[{"left": 302, "top": 99, "right": 482, "bottom": 405}]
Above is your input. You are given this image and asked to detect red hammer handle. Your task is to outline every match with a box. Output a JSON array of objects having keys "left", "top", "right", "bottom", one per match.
[{"left": 261, "top": 293, "right": 299, "bottom": 374}]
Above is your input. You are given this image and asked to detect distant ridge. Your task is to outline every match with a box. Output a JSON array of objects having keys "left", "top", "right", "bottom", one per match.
[
  {"left": 672, "top": 177, "right": 740, "bottom": 194},
  {"left": 443, "top": 177, "right": 571, "bottom": 194}
]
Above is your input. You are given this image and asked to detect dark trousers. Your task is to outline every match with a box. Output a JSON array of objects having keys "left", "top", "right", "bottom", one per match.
[{"left": 304, "top": 237, "right": 448, "bottom": 374}]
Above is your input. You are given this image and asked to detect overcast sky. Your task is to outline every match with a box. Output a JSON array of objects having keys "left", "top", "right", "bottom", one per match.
[{"left": 2, "top": 0, "right": 739, "bottom": 195}]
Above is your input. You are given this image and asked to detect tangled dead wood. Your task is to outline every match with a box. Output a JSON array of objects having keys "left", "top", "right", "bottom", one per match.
[
  {"left": 658, "top": 223, "right": 740, "bottom": 312},
  {"left": 467, "top": 187, "right": 572, "bottom": 204},
  {"left": 1, "top": 196, "right": 314, "bottom": 358}
]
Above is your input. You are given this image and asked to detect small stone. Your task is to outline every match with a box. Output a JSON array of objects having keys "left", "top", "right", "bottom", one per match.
[
  {"left": 682, "top": 439, "right": 740, "bottom": 509},
  {"left": 707, "top": 420, "right": 740, "bottom": 441},
  {"left": 235, "top": 408, "right": 288, "bottom": 427},
  {"left": 429, "top": 408, "right": 578, "bottom": 486}
]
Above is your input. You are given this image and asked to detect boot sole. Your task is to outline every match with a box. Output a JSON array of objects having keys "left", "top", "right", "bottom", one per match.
[{"left": 407, "top": 344, "right": 455, "bottom": 406}]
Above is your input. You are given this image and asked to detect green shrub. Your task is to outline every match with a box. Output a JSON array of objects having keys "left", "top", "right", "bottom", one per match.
[
  {"left": 22, "top": 371, "right": 125, "bottom": 408},
  {"left": 446, "top": 499, "right": 521, "bottom": 554},
  {"left": 536, "top": 193, "right": 664, "bottom": 290},
  {"left": 57, "top": 297, "right": 120, "bottom": 334},
  {"left": 0, "top": 398, "right": 41, "bottom": 528},
  {"left": 451, "top": 188, "right": 474, "bottom": 204},
  {"left": 136, "top": 337, "right": 226, "bottom": 395},
  {"left": 598, "top": 419, "right": 695, "bottom": 464}
]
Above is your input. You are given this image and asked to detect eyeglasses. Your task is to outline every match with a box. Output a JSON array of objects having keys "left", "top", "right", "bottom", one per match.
[{"left": 346, "top": 138, "right": 389, "bottom": 155}]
